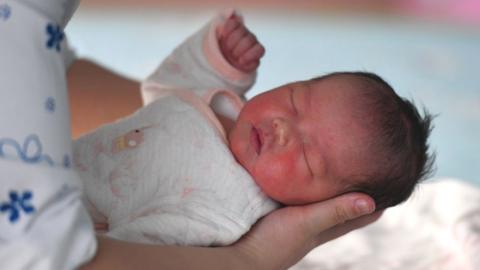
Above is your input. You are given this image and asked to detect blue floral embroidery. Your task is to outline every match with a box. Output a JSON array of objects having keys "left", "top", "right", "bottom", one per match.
[
  {"left": 45, "top": 97, "right": 55, "bottom": 113},
  {"left": 46, "top": 23, "right": 64, "bottom": 52},
  {"left": 0, "top": 134, "right": 54, "bottom": 166},
  {"left": 0, "top": 4, "right": 11, "bottom": 21},
  {"left": 0, "top": 190, "right": 35, "bottom": 223}
]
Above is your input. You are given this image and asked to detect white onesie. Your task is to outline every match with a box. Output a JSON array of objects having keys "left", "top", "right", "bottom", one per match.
[{"left": 73, "top": 10, "right": 279, "bottom": 246}]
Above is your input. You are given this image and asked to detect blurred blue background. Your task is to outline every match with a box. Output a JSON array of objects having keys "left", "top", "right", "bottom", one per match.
[{"left": 66, "top": 7, "right": 480, "bottom": 186}]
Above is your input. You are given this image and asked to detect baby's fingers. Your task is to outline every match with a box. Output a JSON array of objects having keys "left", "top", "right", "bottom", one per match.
[
  {"left": 219, "top": 13, "right": 264, "bottom": 73},
  {"left": 223, "top": 26, "right": 248, "bottom": 54},
  {"left": 232, "top": 32, "right": 259, "bottom": 59},
  {"left": 221, "top": 14, "right": 241, "bottom": 39},
  {"left": 238, "top": 43, "right": 265, "bottom": 70}
]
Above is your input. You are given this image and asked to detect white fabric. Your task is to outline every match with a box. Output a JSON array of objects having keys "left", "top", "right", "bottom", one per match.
[
  {"left": 74, "top": 14, "right": 278, "bottom": 246},
  {"left": 74, "top": 95, "right": 277, "bottom": 246},
  {"left": 0, "top": 0, "right": 96, "bottom": 269},
  {"left": 292, "top": 179, "right": 480, "bottom": 270},
  {"left": 141, "top": 9, "right": 255, "bottom": 105}
]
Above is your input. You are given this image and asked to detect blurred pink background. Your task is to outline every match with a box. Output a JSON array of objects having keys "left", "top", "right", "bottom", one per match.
[{"left": 82, "top": 0, "right": 480, "bottom": 25}]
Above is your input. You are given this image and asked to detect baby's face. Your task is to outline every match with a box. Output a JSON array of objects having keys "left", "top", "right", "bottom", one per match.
[{"left": 229, "top": 77, "right": 370, "bottom": 205}]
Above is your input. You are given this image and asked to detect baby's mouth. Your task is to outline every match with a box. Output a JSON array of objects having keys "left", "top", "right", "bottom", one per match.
[{"left": 251, "top": 126, "right": 263, "bottom": 155}]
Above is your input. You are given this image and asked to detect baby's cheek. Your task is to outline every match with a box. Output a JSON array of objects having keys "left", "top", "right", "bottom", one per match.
[
  {"left": 268, "top": 152, "right": 298, "bottom": 178},
  {"left": 253, "top": 151, "right": 299, "bottom": 198}
]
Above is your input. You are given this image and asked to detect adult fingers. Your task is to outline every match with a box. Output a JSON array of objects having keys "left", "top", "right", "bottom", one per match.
[
  {"left": 231, "top": 193, "right": 377, "bottom": 270},
  {"left": 314, "top": 211, "right": 383, "bottom": 246},
  {"left": 300, "top": 192, "right": 376, "bottom": 240}
]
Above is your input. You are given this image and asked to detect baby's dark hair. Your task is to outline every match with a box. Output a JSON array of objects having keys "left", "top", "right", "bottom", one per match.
[{"left": 313, "top": 72, "right": 435, "bottom": 210}]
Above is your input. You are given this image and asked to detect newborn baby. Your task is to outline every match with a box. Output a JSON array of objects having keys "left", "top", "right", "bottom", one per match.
[{"left": 74, "top": 10, "right": 434, "bottom": 246}]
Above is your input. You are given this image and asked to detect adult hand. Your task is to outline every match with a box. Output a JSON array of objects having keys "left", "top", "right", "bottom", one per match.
[
  {"left": 80, "top": 193, "right": 379, "bottom": 270},
  {"left": 232, "top": 192, "right": 380, "bottom": 269}
]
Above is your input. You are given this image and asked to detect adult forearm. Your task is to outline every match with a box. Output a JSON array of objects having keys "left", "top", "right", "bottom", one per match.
[
  {"left": 80, "top": 237, "right": 250, "bottom": 270},
  {"left": 68, "top": 59, "right": 143, "bottom": 138}
]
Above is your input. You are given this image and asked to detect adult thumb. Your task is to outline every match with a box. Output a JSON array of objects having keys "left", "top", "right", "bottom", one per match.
[{"left": 301, "top": 192, "right": 376, "bottom": 238}]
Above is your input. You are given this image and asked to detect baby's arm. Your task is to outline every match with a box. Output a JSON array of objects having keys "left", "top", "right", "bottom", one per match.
[{"left": 142, "top": 10, "right": 263, "bottom": 105}]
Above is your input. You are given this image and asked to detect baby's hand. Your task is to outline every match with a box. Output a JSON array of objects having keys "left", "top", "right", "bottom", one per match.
[{"left": 219, "top": 14, "right": 265, "bottom": 73}]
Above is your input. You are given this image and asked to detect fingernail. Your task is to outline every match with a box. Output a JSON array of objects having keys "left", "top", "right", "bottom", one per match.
[{"left": 355, "top": 199, "right": 374, "bottom": 214}]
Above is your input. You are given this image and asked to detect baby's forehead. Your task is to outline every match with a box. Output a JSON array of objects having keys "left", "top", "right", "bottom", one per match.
[
  {"left": 307, "top": 75, "right": 364, "bottom": 93},
  {"left": 303, "top": 79, "right": 365, "bottom": 109}
]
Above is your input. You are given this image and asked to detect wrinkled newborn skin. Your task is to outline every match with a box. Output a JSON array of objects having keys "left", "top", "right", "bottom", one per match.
[{"left": 229, "top": 76, "right": 373, "bottom": 205}]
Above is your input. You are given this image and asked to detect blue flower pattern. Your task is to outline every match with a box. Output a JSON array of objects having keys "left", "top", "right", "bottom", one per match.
[
  {"left": 0, "top": 94, "right": 71, "bottom": 168},
  {"left": 0, "top": 4, "right": 11, "bottom": 21},
  {"left": 46, "top": 23, "right": 64, "bottom": 52},
  {"left": 45, "top": 97, "right": 55, "bottom": 113},
  {"left": 0, "top": 2, "right": 77, "bottom": 229},
  {"left": 1, "top": 191, "right": 35, "bottom": 223},
  {"left": 63, "top": 154, "right": 71, "bottom": 168}
]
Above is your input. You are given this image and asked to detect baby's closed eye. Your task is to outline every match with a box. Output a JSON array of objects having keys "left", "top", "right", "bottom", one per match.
[
  {"left": 302, "top": 143, "right": 314, "bottom": 177},
  {"left": 289, "top": 88, "right": 298, "bottom": 116}
]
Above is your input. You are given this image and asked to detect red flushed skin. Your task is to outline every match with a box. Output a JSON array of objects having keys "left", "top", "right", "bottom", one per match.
[{"left": 228, "top": 78, "right": 372, "bottom": 205}]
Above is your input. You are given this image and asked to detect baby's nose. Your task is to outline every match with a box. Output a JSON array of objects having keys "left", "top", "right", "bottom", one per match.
[{"left": 272, "top": 118, "right": 290, "bottom": 146}]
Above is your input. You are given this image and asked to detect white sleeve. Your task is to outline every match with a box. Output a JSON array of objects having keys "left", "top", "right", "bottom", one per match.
[
  {"left": 141, "top": 9, "right": 257, "bottom": 105},
  {"left": 0, "top": 1, "right": 96, "bottom": 269},
  {"left": 0, "top": 161, "right": 96, "bottom": 270}
]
